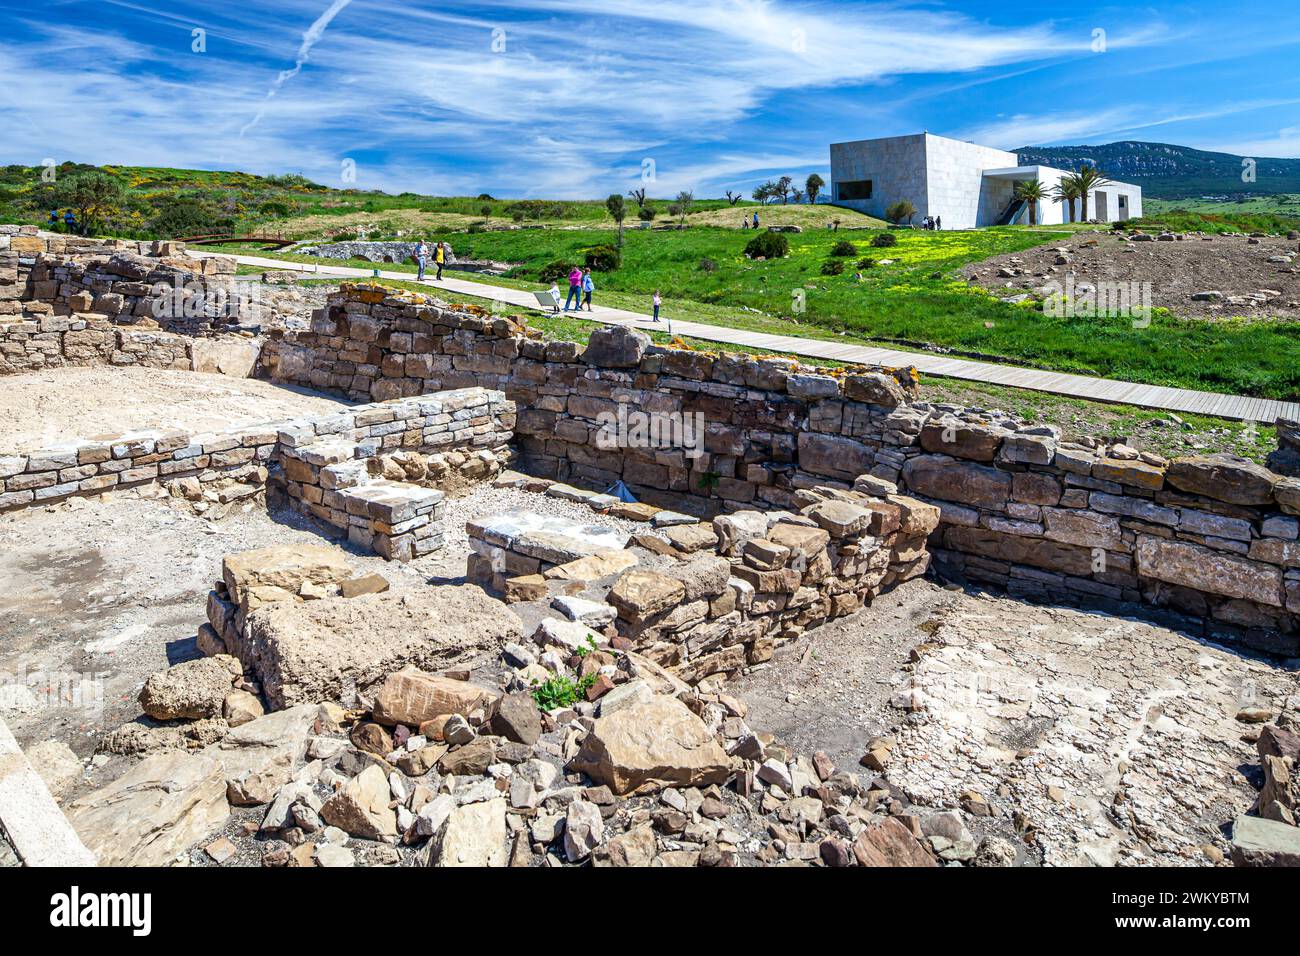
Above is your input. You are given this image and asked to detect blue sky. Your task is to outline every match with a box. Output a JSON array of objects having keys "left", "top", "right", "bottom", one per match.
[{"left": 3, "top": 0, "right": 1300, "bottom": 198}]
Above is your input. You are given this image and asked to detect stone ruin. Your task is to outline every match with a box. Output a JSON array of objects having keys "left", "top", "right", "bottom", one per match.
[
  {"left": 260, "top": 281, "right": 1300, "bottom": 657},
  {"left": 1, "top": 232, "right": 1297, "bottom": 868}
]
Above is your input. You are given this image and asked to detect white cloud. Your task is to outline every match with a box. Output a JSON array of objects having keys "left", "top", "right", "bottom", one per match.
[{"left": 0, "top": 0, "right": 1174, "bottom": 196}]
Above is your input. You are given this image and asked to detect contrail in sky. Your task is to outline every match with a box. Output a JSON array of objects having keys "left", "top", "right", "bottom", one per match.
[{"left": 240, "top": 0, "right": 354, "bottom": 137}]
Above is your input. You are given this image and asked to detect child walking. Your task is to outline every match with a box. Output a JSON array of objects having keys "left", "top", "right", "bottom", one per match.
[
  {"left": 652, "top": 289, "right": 662, "bottom": 322},
  {"left": 581, "top": 269, "right": 595, "bottom": 311}
]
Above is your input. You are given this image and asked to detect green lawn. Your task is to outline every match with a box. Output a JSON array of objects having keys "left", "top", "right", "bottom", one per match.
[{"left": 220, "top": 223, "right": 1300, "bottom": 400}]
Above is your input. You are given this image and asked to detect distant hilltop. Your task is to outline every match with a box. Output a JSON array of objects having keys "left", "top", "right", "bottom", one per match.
[{"left": 1015, "top": 141, "right": 1300, "bottom": 198}]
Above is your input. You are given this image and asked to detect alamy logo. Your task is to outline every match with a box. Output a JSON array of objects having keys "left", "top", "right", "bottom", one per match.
[
  {"left": 594, "top": 404, "right": 705, "bottom": 459},
  {"left": 50, "top": 886, "right": 152, "bottom": 936},
  {"left": 1041, "top": 275, "right": 1152, "bottom": 326}
]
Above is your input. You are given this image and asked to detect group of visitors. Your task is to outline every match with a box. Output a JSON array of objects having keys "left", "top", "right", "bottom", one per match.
[
  {"left": 921, "top": 215, "right": 942, "bottom": 230},
  {"left": 740, "top": 211, "right": 760, "bottom": 229},
  {"left": 545, "top": 267, "right": 596, "bottom": 313},
  {"left": 542, "top": 272, "right": 662, "bottom": 323},
  {"left": 414, "top": 240, "right": 447, "bottom": 281},
  {"left": 47, "top": 209, "right": 78, "bottom": 233}
]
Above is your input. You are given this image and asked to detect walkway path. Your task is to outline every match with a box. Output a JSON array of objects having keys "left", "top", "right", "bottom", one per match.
[{"left": 226, "top": 253, "right": 1300, "bottom": 424}]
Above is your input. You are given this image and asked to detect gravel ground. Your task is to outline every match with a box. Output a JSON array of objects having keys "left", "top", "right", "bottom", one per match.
[
  {"left": 732, "top": 579, "right": 1300, "bottom": 866},
  {"left": 0, "top": 482, "right": 651, "bottom": 772},
  {"left": 963, "top": 231, "right": 1300, "bottom": 320},
  {"left": 1, "top": 366, "right": 350, "bottom": 452}
]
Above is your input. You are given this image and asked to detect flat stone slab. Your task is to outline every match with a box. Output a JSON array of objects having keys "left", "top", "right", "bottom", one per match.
[
  {"left": 240, "top": 585, "right": 522, "bottom": 709},
  {"left": 467, "top": 512, "right": 629, "bottom": 564},
  {"left": 0, "top": 717, "right": 96, "bottom": 866},
  {"left": 339, "top": 480, "right": 445, "bottom": 523}
]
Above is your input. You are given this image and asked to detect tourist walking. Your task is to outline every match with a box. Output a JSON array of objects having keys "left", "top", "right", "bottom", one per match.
[
  {"left": 581, "top": 269, "right": 595, "bottom": 311},
  {"left": 563, "top": 266, "right": 583, "bottom": 311},
  {"left": 415, "top": 240, "right": 428, "bottom": 280},
  {"left": 652, "top": 289, "right": 662, "bottom": 322},
  {"left": 434, "top": 241, "right": 446, "bottom": 280},
  {"left": 935, "top": 216, "right": 941, "bottom": 230},
  {"left": 752, "top": 211, "right": 760, "bottom": 229}
]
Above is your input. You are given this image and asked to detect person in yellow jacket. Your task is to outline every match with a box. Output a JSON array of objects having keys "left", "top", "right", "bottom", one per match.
[{"left": 434, "top": 241, "right": 446, "bottom": 280}]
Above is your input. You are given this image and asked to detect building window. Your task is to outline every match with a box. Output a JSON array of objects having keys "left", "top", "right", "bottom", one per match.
[{"left": 837, "top": 180, "right": 872, "bottom": 201}]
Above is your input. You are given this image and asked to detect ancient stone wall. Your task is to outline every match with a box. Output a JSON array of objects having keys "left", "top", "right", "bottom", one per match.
[
  {"left": 0, "top": 385, "right": 514, "bottom": 531},
  {"left": 468, "top": 478, "right": 940, "bottom": 683},
  {"left": 0, "top": 312, "right": 196, "bottom": 374},
  {"left": 1, "top": 228, "right": 256, "bottom": 373},
  {"left": 259, "top": 284, "right": 923, "bottom": 515},
  {"left": 277, "top": 387, "right": 515, "bottom": 561},
  {"left": 0, "top": 419, "right": 279, "bottom": 514},
  {"left": 892, "top": 416, "right": 1300, "bottom": 654},
  {"left": 262, "top": 285, "right": 1300, "bottom": 651}
]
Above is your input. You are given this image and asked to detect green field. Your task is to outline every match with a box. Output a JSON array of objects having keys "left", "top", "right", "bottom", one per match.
[{"left": 224, "top": 220, "right": 1300, "bottom": 401}]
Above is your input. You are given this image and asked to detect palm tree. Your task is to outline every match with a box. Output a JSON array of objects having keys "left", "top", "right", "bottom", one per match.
[
  {"left": 1052, "top": 176, "right": 1083, "bottom": 223},
  {"left": 1013, "top": 179, "right": 1045, "bottom": 226},
  {"left": 1070, "top": 164, "right": 1112, "bottom": 221}
]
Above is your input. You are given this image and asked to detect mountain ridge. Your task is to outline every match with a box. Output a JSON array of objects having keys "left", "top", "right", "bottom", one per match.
[{"left": 1014, "top": 140, "right": 1300, "bottom": 198}]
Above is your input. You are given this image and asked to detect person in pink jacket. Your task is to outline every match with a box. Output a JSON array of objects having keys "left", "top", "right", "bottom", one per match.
[{"left": 563, "top": 267, "right": 583, "bottom": 311}]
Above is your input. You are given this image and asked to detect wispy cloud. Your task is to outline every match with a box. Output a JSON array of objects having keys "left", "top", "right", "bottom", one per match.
[
  {"left": 240, "top": 0, "right": 355, "bottom": 136},
  {"left": 1, "top": 0, "right": 1237, "bottom": 194}
]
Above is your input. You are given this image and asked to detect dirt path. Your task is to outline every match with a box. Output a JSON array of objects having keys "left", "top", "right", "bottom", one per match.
[{"left": 1, "top": 367, "right": 349, "bottom": 452}]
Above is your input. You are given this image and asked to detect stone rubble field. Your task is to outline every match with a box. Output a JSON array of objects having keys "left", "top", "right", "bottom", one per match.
[
  {"left": 964, "top": 230, "right": 1300, "bottom": 318},
  {"left": 7, "top": 482, "right": 1296, "bottom": 868}
]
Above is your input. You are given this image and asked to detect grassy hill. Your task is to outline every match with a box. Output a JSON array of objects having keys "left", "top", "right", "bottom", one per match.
[
  {"left": 0, "top": 161, "right": 871, "bottom": 240},
  {"left": 1015, "top": 141, "right": 1300, "bottom": 199}
]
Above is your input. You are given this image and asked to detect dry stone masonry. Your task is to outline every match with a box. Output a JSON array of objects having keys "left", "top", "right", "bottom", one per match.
[
  {"left": 468, "top": 472, "right": 939, "bottom": 685},
  {"left": 259, "top": 283, "right": 1300, "bottom": 651},
  {"left": 278, "top": 387, "right": 514, "bottom": 561},
  {"left": 902, "top": 417, "right": 1300, "bottom": 655},
  {"left": 259, "top": 284, "right": 922, "bottom": 514}
]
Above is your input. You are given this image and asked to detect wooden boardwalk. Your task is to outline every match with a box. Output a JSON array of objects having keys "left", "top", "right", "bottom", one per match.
[{"left": 227, "top": 253, "right": 1300, "bottom": 425}]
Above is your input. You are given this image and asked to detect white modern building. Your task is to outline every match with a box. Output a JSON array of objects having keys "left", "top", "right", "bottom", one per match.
[{"left": 828, "top": 132, "right": 1142, "bottom": 229}]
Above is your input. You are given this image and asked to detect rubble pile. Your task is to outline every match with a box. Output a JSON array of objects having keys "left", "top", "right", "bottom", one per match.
[{"left": 81, "top": 630, "right": 978, "bottom": 867}]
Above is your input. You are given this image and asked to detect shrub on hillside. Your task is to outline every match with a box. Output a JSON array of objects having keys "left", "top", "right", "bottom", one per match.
[
  {"left": 856, "top": 257, "right": 877, "bottom": 269},
  {"left": 885, "top": 200, "right": 916, "bottom": 224},
  {"left": 584, "top": 244, "right": 621, "bottom": 272},
  {"left": 698, "top": 257, "right": 718, "bottom": 272},
  {"left": 744, "top": 231, "right": 789, "bottom": 259},
  {"left": 820, "top": 259, "right": 844, "bottom": 276},
  {"left": 150, "top": 197, "right": 218, "bottom": 238},
  {"left": 539, "top": 260, "right": 576, "bottom": 284},
  {"left": 830, "top": 239, "right": 858, "bottom": 257},
  {"left": 871, "top": 232, "right": 898, "bottom": 248}
]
